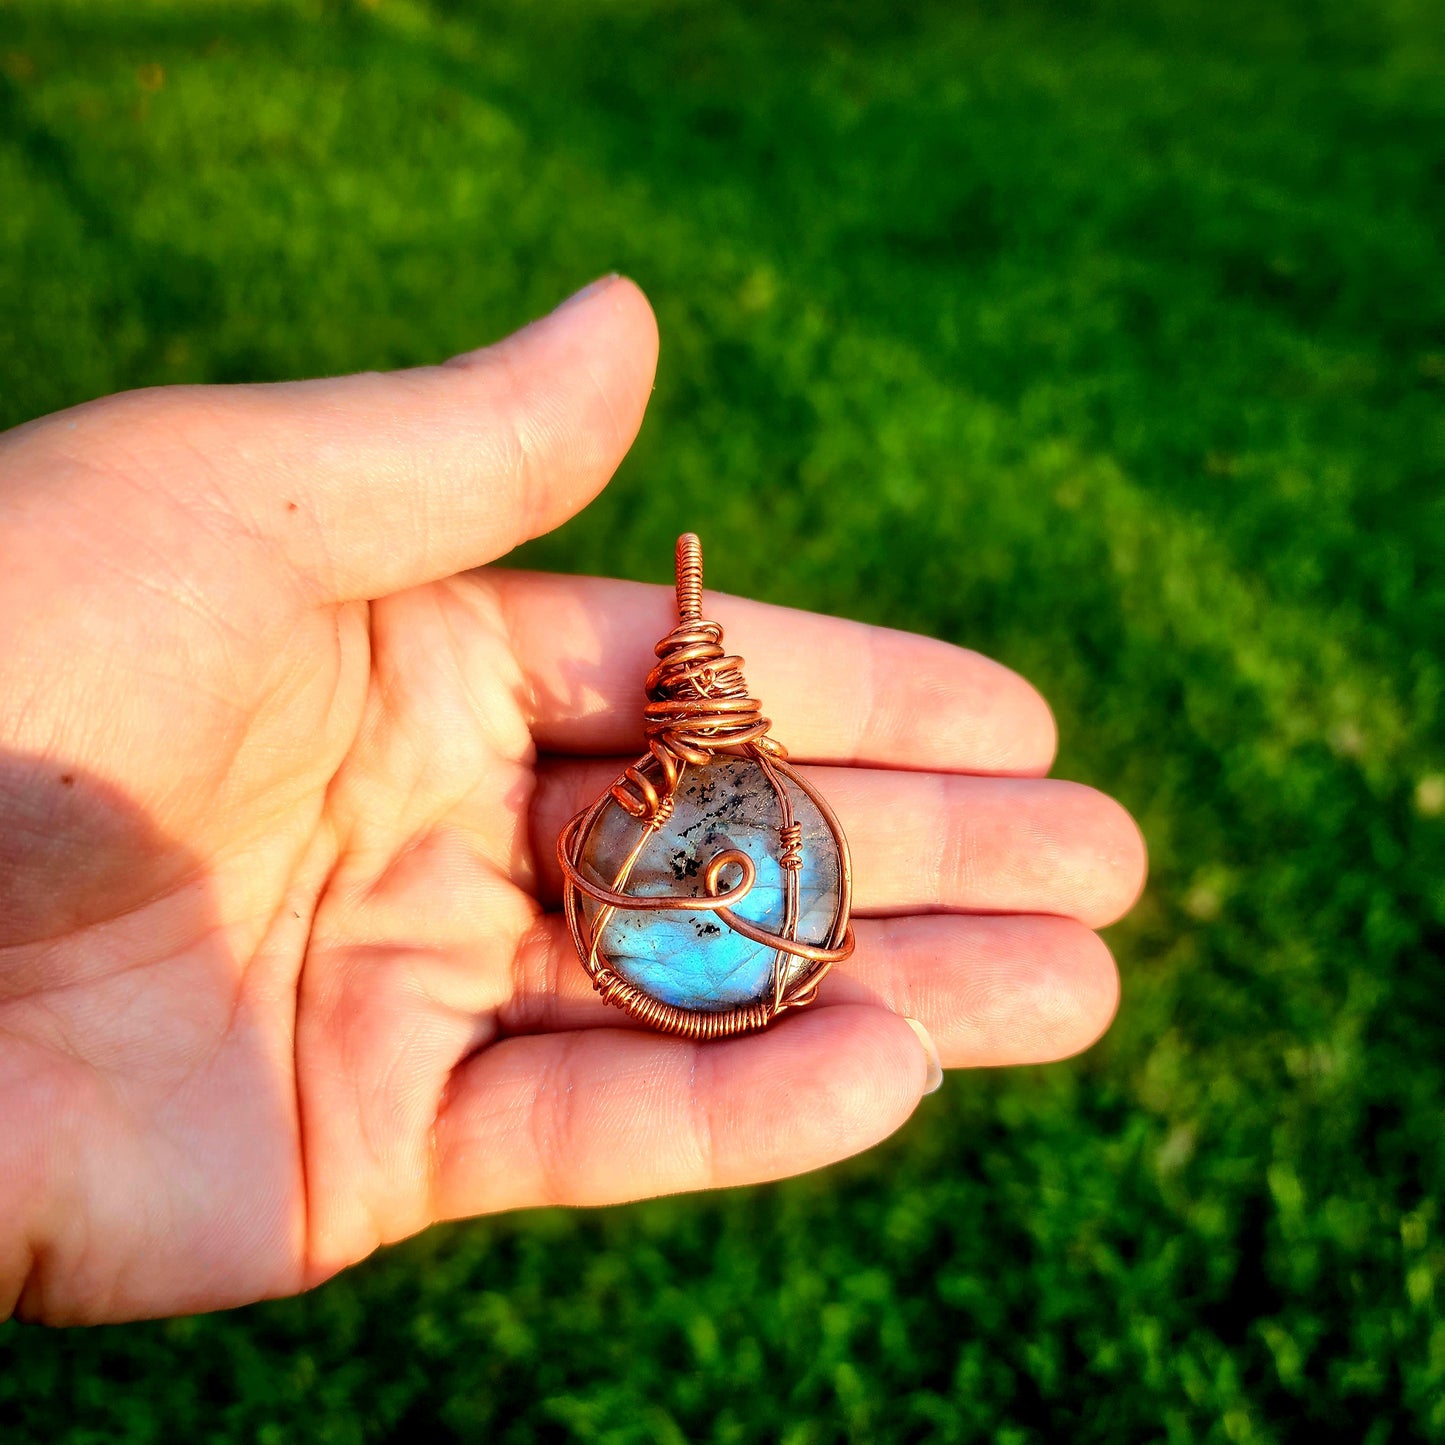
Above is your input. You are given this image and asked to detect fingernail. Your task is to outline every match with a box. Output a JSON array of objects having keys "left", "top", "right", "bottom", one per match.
[
  {"left": 904, "top": 1016, "right": 944, "bottom": 1095},
  {"left": 551, "top": 272, "right": 620, "bottom": 314}
]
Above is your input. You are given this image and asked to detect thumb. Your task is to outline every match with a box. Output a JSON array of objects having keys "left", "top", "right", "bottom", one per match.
[{"left": 164, "top": 274, "right": 658, "bottom": 601}]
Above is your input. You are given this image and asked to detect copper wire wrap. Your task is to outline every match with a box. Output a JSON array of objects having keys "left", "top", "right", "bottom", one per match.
[
  {"left": 611, "top": 533, "right": 777, "bottom": 821},
  {"left": 557, "top": 532, "right": 855, "bottom": 1039}
]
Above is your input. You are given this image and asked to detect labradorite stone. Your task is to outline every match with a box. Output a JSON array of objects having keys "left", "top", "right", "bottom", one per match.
[{"left": 579, "top": 758, "right": 844, "bottom": 1011}]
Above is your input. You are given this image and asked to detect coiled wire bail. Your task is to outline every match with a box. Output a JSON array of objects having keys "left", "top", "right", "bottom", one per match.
[{"left": 611, "top": 533, "right": 781, "bottom": 820}]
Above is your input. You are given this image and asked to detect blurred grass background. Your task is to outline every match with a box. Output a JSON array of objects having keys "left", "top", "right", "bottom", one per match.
[{"left": 1, "top": 0, "right": 1443, "bottom": 1439}]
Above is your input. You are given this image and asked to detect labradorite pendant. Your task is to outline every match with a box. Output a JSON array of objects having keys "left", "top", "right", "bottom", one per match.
[{"left": 557, "top": 534, "right": 854, "bottom": 1039}]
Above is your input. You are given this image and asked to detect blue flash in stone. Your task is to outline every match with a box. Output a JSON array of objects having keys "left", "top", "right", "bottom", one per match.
[
  {"left": 580, "top": 759, "right": 843, "bottom": 1011},
  {"left": 557, "top": 534, "right": 855, "bottom": 1039}
]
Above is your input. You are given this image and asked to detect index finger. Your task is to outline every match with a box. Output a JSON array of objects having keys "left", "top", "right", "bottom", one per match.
[{"left": 482, "top": 570, "right": 1057, "bottom": 774}]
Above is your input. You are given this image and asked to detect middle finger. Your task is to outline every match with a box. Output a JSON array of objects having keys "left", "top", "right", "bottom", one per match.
[{"left": 529, "top": 758, "right": 1146, "bottom": 927}]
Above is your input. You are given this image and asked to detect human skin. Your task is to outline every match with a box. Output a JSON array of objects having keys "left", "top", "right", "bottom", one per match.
[{"left": 0, "top": 276, "right": 1145, "bottom": 1324}]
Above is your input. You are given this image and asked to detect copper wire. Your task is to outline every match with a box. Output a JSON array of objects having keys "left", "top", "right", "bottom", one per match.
[
  {"left": 557, "top": 533, "right": 855, "bottom": 1038},
  {"left": 675, "top": 532, "right": 704, "bottom": 621},
  {"left": 610, "top": 544, "right": 778, "bottom": 818}
]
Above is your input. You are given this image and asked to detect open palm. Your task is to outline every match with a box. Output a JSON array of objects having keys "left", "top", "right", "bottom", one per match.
[{"left": 0, "top": 278, "right": 1144, "bottom": 1324}]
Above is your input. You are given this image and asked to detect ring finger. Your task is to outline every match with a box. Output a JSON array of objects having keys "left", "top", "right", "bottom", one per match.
[{"left": 501, "top": 910, "right": 1120, "bottom": 1068}]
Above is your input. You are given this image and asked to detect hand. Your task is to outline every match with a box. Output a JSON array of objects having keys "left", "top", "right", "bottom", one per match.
[{"left": 0, "top": 277, "right": 1145, "bottom": 1324}]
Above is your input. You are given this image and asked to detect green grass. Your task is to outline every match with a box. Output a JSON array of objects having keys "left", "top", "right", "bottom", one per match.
[{"left": 2, "top": 0, "right": 1444, "bottom": 1439}]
